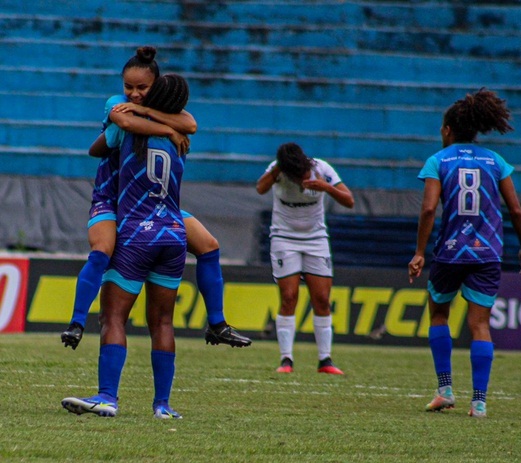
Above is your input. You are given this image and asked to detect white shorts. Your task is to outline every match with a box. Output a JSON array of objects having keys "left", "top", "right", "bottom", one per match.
[{"left": 270, "top": 236, "right": 333, "bottom": 279}]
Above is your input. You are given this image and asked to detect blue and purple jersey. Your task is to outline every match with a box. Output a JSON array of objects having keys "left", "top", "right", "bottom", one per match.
[
  {"left": 88, "top": 95, "right": 128, "bottom": 224},
  {"left": 104, "top": 122, "right": 187, "bottom": 249},
  {"left": 419, "top": 143, "right": 514, "bottom": 264}
]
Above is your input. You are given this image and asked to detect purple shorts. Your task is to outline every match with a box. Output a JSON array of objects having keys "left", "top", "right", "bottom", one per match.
[
  {"left": 103, "top": 243, "right": 187, "bottom": 294},
  {"left": 428, "top": 261, "right": 501, "bottom": 307}
]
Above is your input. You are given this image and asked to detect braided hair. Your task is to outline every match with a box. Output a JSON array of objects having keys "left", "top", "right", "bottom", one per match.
[
  {"left": 121, "top": 46, "right": 160, "bottom": 79},
  {"left": 276, "top": 142, "right": 315, "bottom": 185},
  {"left": 443, "top": 88, "right": 513, "bottom": 142},
  {"left": 133, "top": 73, "right": 190, "bottom": 160}
]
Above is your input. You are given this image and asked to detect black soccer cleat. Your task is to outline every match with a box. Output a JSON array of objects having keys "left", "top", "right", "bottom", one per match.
[
  {"left": 205, "top": 324, "right": 252, "bottom": 348},
  {"left": 61, "top": 322, "right": 85, "bottom": 350}
]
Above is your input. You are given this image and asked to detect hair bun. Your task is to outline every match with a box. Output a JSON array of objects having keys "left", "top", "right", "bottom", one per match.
[{"left": 136, "top": 46, "right": 157, "bottom": 64}]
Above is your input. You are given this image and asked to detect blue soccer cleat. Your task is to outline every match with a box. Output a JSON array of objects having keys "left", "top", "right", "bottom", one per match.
[
  {"left": 153, "top": 401, "right": 182, "bottom": 420},
  {"left": 62, "top": 393, "right": 118, "bottom": 417}
]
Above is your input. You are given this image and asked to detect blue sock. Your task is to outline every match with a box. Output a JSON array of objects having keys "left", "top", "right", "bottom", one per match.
[
  {"left": 98, "top": 344, "right": 127, "bottom": 400},
  {"left": 71, "top": 251, "right": 110, "bottom": 327},
  {"left": 470, "top": 340, "right": 494, "bottom": 402},
  {"left": 429, "top": 325, "right": 452, "bottom": 386},
  {"left": 151, "top": 350, "right": 176, "bottom": 405},
  {"left": 196, "top": 249, "right": 225, "bottom": 326}
]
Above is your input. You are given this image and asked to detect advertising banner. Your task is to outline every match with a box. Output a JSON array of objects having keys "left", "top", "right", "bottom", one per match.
[
  {"left": 490, "top": 272, "right": 521, "bottom": 350},
  {"left": 10, "top": 256, "right": 521, "bottom": 350},
  {"left": 0, "top": 257, "right": 29, "bottom": 333}
]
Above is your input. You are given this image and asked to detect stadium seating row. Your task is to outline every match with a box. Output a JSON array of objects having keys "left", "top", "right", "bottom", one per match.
[{"left": 1, "top": 0, "right": 521, "bottom": 189}]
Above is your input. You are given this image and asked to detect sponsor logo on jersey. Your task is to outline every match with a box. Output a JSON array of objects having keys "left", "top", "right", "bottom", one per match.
[
  {"left": 280, "top": 199, "right": 318, "bottom": 208},
  {"left": 140, "top": 220, "right": 154, "bottom": 231},
  {"left": 445, "top": 239, "right": 457, "bottom": 250}
]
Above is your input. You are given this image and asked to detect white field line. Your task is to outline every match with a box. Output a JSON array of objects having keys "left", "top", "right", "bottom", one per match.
[{"left": 23, "top": 380, "right": 518, "bottom": 401}]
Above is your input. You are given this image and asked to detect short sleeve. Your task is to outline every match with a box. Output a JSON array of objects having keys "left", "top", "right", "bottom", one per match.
[
  {"left": 494, "top": 153, "right": 515, "bottom": 180},
  {"left": 102, "top": 95, "right": 128, "bottom": 129},
  {"left": 315, "top": 159, "right": 342, "bottom": 185},
  {"left": 265, "top": 160, "right": 277, "bottom": 173},
  {"left": 104, "top": 123, "right": 125, "bottom": 149},
  {"left": 418, "top": 156, "right": 439, "bottom": 181}
]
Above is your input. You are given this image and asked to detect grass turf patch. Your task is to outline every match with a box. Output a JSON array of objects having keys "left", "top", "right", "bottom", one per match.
[{"left": 0, "top": 333, "right": 520, "bottom": 462}]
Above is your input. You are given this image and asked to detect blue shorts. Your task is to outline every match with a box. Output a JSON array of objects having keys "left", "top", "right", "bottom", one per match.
[
  {"left": 89, "top": 153, "right": 119, "bottom": 228},
  {"left": 428, "top": 261, "right": 501, "bottom": 308},
  {"left": 102, "top": 243, "right": 187, "bottom": 294}
]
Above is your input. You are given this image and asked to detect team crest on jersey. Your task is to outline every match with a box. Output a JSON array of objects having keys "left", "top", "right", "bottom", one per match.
[
  {"left": 461, "top": 220, "right": 474, "bottom": 236},
  {"left": 172, "top": 221, "right": 181, "bottom": 229},
  {"left": 140, "top": 220, "right": 154, "bottom": 231},
  {"left": 155, "top": 203, "right": 167, "bottom": 218}
]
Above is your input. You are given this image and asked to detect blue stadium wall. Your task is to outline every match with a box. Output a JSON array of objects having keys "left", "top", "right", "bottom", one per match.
[
  {"left": 2, "top": 0, "right": 521, "bottom": 186},
  {"left": 1, "top": 0, "right": 521, "bottom": 264}
]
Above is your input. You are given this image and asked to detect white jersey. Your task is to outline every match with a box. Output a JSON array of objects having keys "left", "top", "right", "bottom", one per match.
[{"left": 266, "top": 158, "right": 342, "bottom": 240}]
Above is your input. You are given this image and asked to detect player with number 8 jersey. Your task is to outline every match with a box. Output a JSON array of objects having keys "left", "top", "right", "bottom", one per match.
[
  {"left": 419, "top": 143, "right": 512, "bottom": 264},
  {"left": 408, "top": 88, "right": 521, "bottom": 419}
]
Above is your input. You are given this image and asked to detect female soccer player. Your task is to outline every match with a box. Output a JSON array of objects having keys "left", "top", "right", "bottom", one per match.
[
  {"left": 256, "top": 142, "right": 354, "bottom": 374},
  {"left": 408, "top": 88, "right": 521, "bottom": 418},
  {"left": 62, "top": 73, "right": 190, "bottom": 418},
  {"left": 61, "top": 46, "right": 251, "bottom": 350}
]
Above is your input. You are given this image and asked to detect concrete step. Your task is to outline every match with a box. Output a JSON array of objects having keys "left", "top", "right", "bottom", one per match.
[
  {"left": 2, "top": 44, "right": 521, "bottom": 87},
  {"left": 2, "top": 1, "right": 521, "bottom": 31},
  {"left": 4, "top": 66, "right": 520, "bottom": 107}
]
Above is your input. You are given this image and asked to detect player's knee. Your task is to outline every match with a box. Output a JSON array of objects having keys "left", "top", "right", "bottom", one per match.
[
  {"left": 188, "top": 235, "right": 219, "bottom": 255},
  {"left": 203, "top": 235, "right": 219, "bottom": 253},
  {"left": 312, "top": 299, "right": 331, "bottom": 316}
]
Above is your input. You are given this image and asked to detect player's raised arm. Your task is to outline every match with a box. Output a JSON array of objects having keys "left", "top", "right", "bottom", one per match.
[{"left": 256, "top": 164, "right": 280, "bottom": 194}]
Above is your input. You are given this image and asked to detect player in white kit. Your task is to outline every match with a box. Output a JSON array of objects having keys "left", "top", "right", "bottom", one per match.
[{"left": 256, "top": 142, "right": 354, "bottom": 374}]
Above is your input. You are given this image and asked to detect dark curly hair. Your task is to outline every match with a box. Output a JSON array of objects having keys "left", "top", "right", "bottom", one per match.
[
  {"left": 443, "top": 88, "right": 513, "bottom": 142},
  {"left": 133, "top": 73, "right": 190, "bottom": 160},
  {"left": 121, "top": 45, "right": 160, "bottom": 79},
  {"left": 276, "top": 142, "right": 314, "bottom": 184}
]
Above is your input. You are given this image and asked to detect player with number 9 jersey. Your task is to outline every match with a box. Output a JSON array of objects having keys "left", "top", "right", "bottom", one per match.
[{"left": 104, "top": 122, "right": 186, "bottom": 248}]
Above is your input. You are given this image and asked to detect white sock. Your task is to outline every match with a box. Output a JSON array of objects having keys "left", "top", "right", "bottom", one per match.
[
  {"left": 276, "top": 315, "right": 296, "bottom": 361},
  {"left": 314, "top": 315, "right": 332, "bottom": 361}
]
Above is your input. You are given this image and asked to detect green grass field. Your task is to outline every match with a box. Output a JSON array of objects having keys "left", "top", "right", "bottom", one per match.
[{"left": 0, "top": 333, "right": 520, "bottom": 463}]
